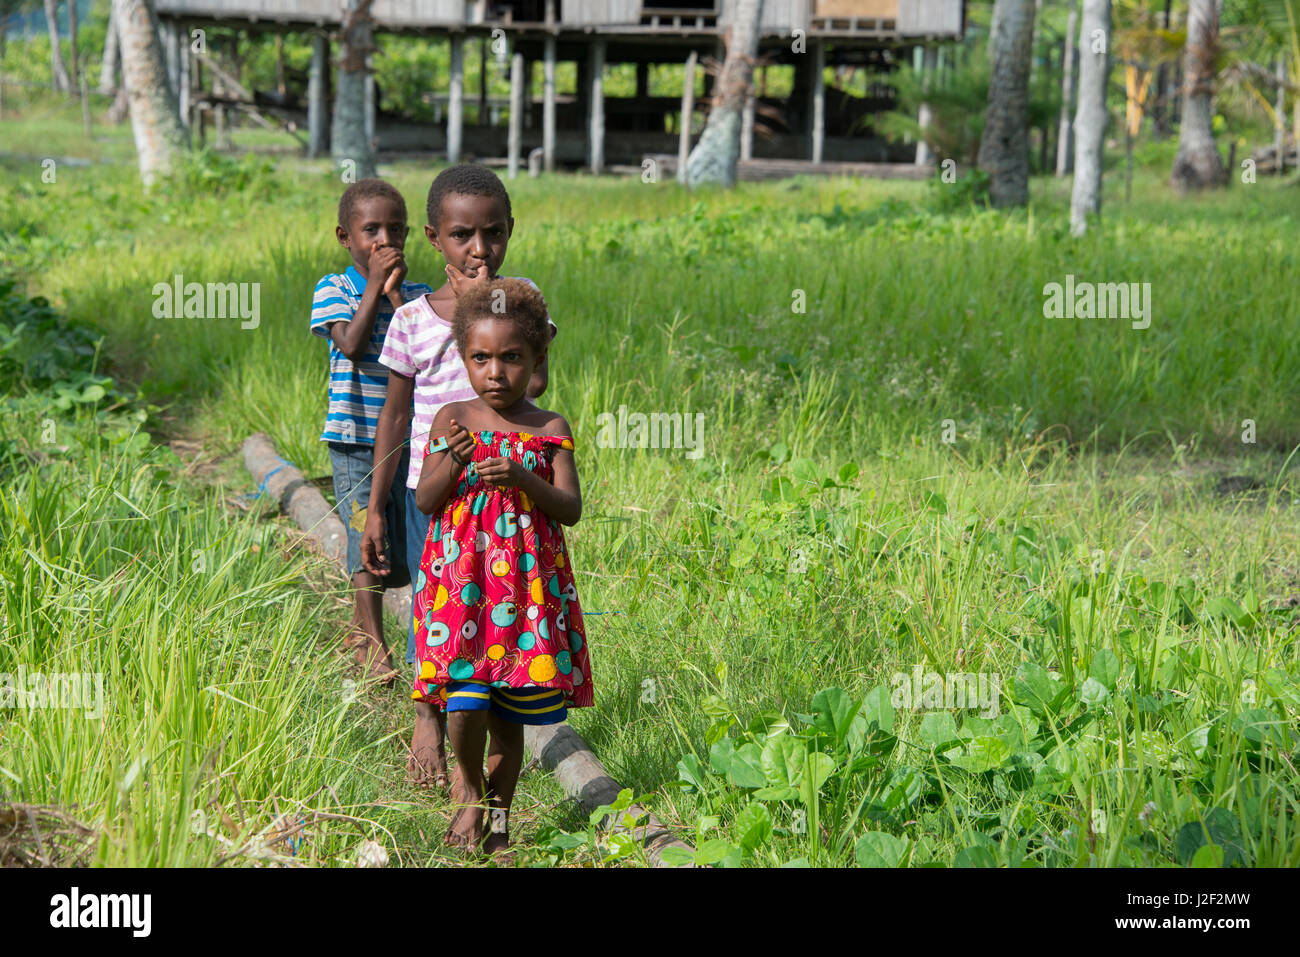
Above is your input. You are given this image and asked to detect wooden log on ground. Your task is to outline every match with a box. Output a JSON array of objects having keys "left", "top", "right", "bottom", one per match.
[
  {"left": 242, "top": 432, "right": 407, "bottom": 620},
  {"left": 242, "top": 432, "right": 692, "bottom": 866},
  {"left": 524, "top": 722, "right": 695, "bottom": 867}
]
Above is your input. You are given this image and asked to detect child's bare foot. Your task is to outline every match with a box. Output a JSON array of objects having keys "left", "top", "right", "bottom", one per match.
[
  {"left": 407, "top": 703, "right": 450, "bottom": 789},
  {"left": 482, "top": 810, "right": 514, "bottom": 864},
  {"left": 352, "top": 635, "right": 397, "bottom": 685},
  {"left": 444, "top": 775, "right": 485, "bottom": 850}
]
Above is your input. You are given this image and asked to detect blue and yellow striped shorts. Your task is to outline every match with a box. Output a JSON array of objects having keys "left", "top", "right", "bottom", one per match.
[{"left": 444, "top": 681, "right": 568, "bottom": 725}]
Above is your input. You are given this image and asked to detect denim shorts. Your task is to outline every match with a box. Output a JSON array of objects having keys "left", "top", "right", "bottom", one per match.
[
  {"left": 328, "top": 441, "right": 411, "bottom": 590},
  {"left": 404, "top": 484, "right": 433, "bottom": 665}
]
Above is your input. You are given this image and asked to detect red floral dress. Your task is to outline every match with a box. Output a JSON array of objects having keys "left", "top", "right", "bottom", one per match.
[{"left": 411, "top": 430, "right": 593, "bottom": 710}]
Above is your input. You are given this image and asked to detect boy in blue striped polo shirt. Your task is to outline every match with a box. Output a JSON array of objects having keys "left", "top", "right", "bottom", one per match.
[{"left": 311, "top": 179, "right": 432, "bottom": 683}]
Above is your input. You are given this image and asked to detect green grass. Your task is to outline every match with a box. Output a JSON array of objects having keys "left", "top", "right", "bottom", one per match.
[{"left": 1, "top": 108, "right": 1298, "bottom": 867}]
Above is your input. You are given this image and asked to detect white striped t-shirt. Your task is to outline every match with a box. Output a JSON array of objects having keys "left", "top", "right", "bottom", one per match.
[{"left": 378, "top": 278, "right": 556, "bottom": 490}]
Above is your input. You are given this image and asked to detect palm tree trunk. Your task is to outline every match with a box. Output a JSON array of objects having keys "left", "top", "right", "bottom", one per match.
[
  {"left": 1070, "top": 0, "right": 1111, "bottom": 236},
  {"left": 1055, "top": 0, "right": 1077, "bottom": 176},
  {"left": 100, "top": 5, "right": 120, "bottom": 95},
  {"left": 44, "top": 0, "right": 71, "bottom": 91},
  {"left": 68, "top": 0, "right": 79, "bottom": 89},
  {"left": 1170, "top": 0, "right": 1226, "bottom": 191},
  {"left": 332, "top": 0, "right": 377, "bottom": 180},
  {"left": 114, "top": 0, "right": 187, "bottom": 186},
  {"left": 685, "top": 0, "right": 764, "bottom": 188},
  {"left": 978, "top": 0, "right": 1037, "bottom": 207}
]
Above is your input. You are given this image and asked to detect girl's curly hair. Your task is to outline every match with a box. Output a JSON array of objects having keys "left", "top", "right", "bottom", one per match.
[{"left": 452, "top": 278, "right": 549, "bottom": 357}]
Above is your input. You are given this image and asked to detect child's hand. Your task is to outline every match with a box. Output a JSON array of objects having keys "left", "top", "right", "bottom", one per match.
[
  {"left": 360, "top": 510, "right": 389, "bottom": 576},
  {"left": 446, "top": 418, "right": 476, "bottom": 469},
  {"left": 475, "top": 456, "right": 527, "bottom": 489},
  {"left": 383, "top": 254, "right": 408, "bottom": 308},
  {"left": 369, "top": 243, "right": 405, "bottom": 292},
  {"left": 445, "top": 260, "right": 491, "bottom": 298}
]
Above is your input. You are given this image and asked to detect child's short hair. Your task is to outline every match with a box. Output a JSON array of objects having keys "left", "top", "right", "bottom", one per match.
[
  {"left": 338, "top": 178, "right": 407, "bottom": 229},
  {"left": 427, "top": 164, "right": 513, "bottom": 229},
  {"left": 453, "top": 278, "right": 548, "bottom": 357}
]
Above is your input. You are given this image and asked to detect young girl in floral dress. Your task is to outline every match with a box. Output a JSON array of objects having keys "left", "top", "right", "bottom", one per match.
[{"left": 412, "top": 277, "right": 592, "bottom": 856}]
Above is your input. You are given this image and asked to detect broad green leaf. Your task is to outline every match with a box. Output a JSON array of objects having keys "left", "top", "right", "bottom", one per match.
[
  {"left": 854, "top": 831, "right": 908, "bottom": 868},
  {"left": 1089, "top": 648, "right": 1121, "bottom": 690},
  {"left": 790, "top": 458, "right": 820, "bottom": 485},
  {"left": 917, "top": 711, "right": 960, "bottom": 749},
  {"left": 799, "top": 752, "right": 837, "bottom": 805},
  {"left": 746, "top": 710, "right": 792, "bottom": 739},
  {"left": 1191, "top": 844, "right": 1225, "bottom": 868},
  {"left": 953, "top": 846, "right": 998, "bottom": 868},
  {"left": 953, "top": 735, "right": 1010, "bottom": 773},
  {"left": 761, "top": 733, "right": 804, "bottom": 788},
  {"left": 658, "top": 845, "right": 695, "bottom": 867},
  {"left": 750, "top": 785, "right": 799, "bottom": 802},
  {"left": 692, "top": 838, "right": 735, "bottom": 866},
  {"left": 811, "top": 686, "right": 862, "bottom": 747},
  {"left": 1080, "top": 676, "right": 1109, "bottom": 706},
  {"left": 1013, "top": 661, "right": 1068, "bottom": 715},
  {"left": 710, "top": 738, "right": 765, "bottom": 789},
  {"left": 733, "top": 803, "right": 773, "bottom": 851},
  {"left": 861, "top": 684, "right": 896, "bottom": 734},
  {"left": 1174, "top": 809, "right": 1246, "bottom": 867},
  {"left": 676, "top": 754, "right": 708, "bottom": 792},
  {"left": 729, "top": 537, "right": 758, "bottom": 569}
]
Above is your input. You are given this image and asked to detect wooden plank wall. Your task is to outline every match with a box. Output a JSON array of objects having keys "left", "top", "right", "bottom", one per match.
[
  {"left": 155, "top": 0, "right": 962, "bottom": 33},
  {"left": 561, "top": 0, "right": 643, "bottom": 25},
  {"left": 897, "top": 0, "right": 963, "bottom": 34}
]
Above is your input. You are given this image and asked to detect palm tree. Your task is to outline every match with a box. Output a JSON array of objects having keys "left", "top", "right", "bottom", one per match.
[
  {"left": 978, "top": 0, "right": 1037, "bottom": 206},
  {"left": 1171, "top": 0, "right": 1228, "bottom": 189},
  {"left": 114, "top": 0, "right": 187, "bottom": 186},
  {"left": 685, "top": 0, "right": 764, "bottom": 187},
  {"left": 332, "top": 0, "right": 377, "bottom": 180},
  {"left": 43, "top": 0, "right": 71, "bottom": 91},
  {"left": 67, "top": 0, "right": 79, "bottom": 90},
  {"left": 99, "top": 3, "right": 120, "bottom": 95},
  {"left": 1071, "top": 0, "right": 1112, "bottom": 235}
]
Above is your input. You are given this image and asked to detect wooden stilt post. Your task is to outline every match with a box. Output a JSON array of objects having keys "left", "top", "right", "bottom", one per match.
[
  {"left": 163, "top": 21, "right": 180, "bottom": 102},
  {"left": 809, "top": 39, "right": 825, "bottom": 164},
  {"left": 364, "top": 52, "right": 376, "bottom": 153},
  {"left": 508, "top": 50, "right": 523, "bottom": 178},
  {"left": 178, "top": 23, "right": 191, "bottom": 131},
  {"left": 741, "top": 48, "right": 756, "bottom": 162},
  {"left": 915, "top": 45, "right": 937, "bottom": 166},
  {"left": 521, "top": 55, "right": 533, "bottom": 130},
  {"left": 677, "top": 49, "right": 697, "bottom": 184},
  {"left": 543, "top": 38, "right": 556, "bottom": 172},
  {"left": 308, "top": 33, "right": 329, "bottom": 158},
  {"left": 448, "top": 33, "right": 464, "bottom": 163},
  {"left": 194, "top": 37, "right": 206, "bottom": 147},
  {"left": 588, "top": 38, "right": 605, "bottom": 174},
  {"left": 479, "top": 36, "right": 489, "bottom": 126}
]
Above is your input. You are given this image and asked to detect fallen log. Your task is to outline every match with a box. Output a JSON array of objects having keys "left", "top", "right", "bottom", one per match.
[
  {"left": 525, "top": 722, "right": 695, "bottom": 867},
  {"left": 242, "top": 431, "right": 694, "bottom": 866},
  {"left": 242, "top": 432, "right": 414, "bottom": 621}
]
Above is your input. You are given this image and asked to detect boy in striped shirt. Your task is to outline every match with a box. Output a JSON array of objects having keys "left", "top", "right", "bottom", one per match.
[
  {"left": 311, "top": 179, "right": 432, "bottom": 684},
  {"left": 362, "top": 165, "right": 556, "bottom": 789}
]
